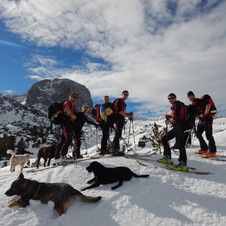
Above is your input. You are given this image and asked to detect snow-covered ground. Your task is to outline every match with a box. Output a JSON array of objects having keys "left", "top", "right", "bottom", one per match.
[{"left": 1, "top": 118, "right": 226, "bottom": 226}]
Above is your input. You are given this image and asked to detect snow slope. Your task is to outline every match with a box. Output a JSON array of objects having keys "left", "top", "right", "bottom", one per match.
[{"left": 1, "top": 118, "right": 226, "bottom": 226}]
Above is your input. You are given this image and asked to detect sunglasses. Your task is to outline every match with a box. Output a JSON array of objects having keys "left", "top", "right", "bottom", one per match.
[
  {"left": 71, "top": 95, "right": 78, "bottom": 99},
  {"left": 168, "top": 97, "right": 175, "bottom": 100},
  {"left": 123, "top": 93, "right": 129, "bottom": 96}
]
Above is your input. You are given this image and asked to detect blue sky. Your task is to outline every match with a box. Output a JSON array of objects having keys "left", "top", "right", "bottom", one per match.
[{"left": 0, "top": 0, "right": 225, "bottom": 117}]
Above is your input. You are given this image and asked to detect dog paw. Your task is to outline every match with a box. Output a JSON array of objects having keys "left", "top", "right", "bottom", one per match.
[
  {"left": 7, "top": 200, "right": 18, "bottom": 207},
  {"left": 7, "top": 199, "right": 24, "bottom": 207},
  {"left": 111, "top": 185, "right": 120, "bottom": 190}
]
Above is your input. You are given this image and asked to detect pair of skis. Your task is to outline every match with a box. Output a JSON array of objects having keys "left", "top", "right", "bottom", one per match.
[
  {"left": 26, "top": 151, "right": 213, "bottom": 175},
  {"left": 26, "top": 154, "right": 104, "bottom": 173},
  {"left": 126, "top": 155, "right": 212, "bottom": 175}
]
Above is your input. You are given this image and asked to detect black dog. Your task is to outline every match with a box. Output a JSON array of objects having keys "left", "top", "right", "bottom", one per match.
[{"left": 81, "top": 161, "right": 149, "bottom": 190}]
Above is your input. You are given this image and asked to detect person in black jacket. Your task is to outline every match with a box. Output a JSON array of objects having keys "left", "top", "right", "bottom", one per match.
[
  {"left": 158, "top": 93, "right": 188, "bottom": 171},
  {"left": 99, "top": 96, "right": 114, "bottom": 155},
  {"left": 187, "top": 91, "right": 217, "bottom": 158},
  {"left": 112, "top": 90, "right": 133, "bottom": 155},
  {"left": 72, "top": 105, "right": 98, "bottom": 159}
]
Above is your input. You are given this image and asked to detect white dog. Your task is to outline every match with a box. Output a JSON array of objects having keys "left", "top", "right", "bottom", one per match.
[{"left": 7, "top": 150, "right": 30, "bottom": 173}]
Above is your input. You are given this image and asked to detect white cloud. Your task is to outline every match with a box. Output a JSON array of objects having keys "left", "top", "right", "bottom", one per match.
[
  {"left": 1, "top": 89, "right": 15, "bottom": 95},
  {"left": 0, "top": 39, "right": 24, "bottom": 47},
  {"left": 0, "top": 0, "right": 225, "bottom": 116}
]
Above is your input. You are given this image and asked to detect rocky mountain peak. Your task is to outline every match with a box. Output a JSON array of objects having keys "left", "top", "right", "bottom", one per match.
[{"left": 26, "top": 78, "right": 93, "bottom": 111}]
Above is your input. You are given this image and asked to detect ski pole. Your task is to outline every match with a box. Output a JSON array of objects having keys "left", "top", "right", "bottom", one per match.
[
  {"left": 95, "top": 127, "right": 99, "bottom": 151},
  {"left": 128, "top": 118, "right": 132, "bottom": 144},
  {"left": 81, "top": 132, "right": 88, "bottom": 154},
  {"left": 184, "top": 129, "right": 191, "bottom": 147},
  {"left": 189, "top": 127, "right": 196, "bottom": 151},
  {"left": 131, "top": 119, "right": 136, "bottom": 153}
]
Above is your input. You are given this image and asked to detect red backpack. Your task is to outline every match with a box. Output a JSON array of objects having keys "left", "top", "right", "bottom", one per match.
[
  {"left": 113, "top": 98, "right": 126, "bottom": 114},
  {"left": 92, "top": 104, "right": 102, "bottom": 123},
  {"left": 201, "top": 94, "right": 217, "bottom": 116}
]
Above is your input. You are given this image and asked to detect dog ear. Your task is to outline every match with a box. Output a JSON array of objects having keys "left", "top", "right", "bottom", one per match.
[{"left": 19, "top": 173, "right": 24, "bottom": 179}]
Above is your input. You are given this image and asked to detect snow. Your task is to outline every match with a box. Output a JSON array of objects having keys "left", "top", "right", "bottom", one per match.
[{"left": 1, "top": 118, "right": 226, "bottom": 226}]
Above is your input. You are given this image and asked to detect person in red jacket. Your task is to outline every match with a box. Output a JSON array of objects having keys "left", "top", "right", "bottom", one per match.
[
  {"left": 55, "top": 92, "right": 78, "bottom": 161},
  {"left": 158, "top": 93, "right": 188, "bottom": 171},
  {"left": 112, "top": 90, "right": 133, "bottom": 155},
  {"left": 187, "top": 91, "right": 217, "bottom": 158}
]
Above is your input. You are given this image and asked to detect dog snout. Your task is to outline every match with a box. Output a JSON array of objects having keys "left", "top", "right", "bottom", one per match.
[
  {"left": 86, "top": 166, "right": 92, "bottom": 172},
  {"left": 5, "top": 189, "right": 13, "bottom": 196}
]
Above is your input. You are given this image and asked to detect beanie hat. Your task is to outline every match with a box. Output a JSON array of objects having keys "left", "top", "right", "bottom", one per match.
[
  {"left": 168, "top": 93, "right": 176, "bottom": 98},
  {"left": 187, "top": 91, "right": 194, "bottom": 97}
]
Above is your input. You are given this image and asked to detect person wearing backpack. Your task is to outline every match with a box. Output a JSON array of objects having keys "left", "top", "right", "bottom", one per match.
[
  {"left": 172, "top": 104, "right": 198, "bottom": 149},
  {"left": 98, "top": 95, "right": 115, "bottom": 155},
  {"left": 158, "top": 93, "right": 188, "bottom": 171},
  {"left": 55, "top": 92, "right": 78, "bottom": 162},
  {"left": 187, "top": 91, "right": 217, "bottom": 158},
  {"left": 112, "top": 90, "right": 133, "bottom": 156},
  {"left": 72, "top": 105, "right": 99, "bottom": 159}
]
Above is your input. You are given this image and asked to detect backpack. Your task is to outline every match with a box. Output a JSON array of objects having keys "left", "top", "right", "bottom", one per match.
[
  {"left": 112, "top": 98, "right": 126, "bottom": 114},
  {"left": 201, "top": 94, "right": 217, "bottom": 116},
  {"left": 48, "top": 101, "right": 64, "bottom": 125},
  {"left": 92, "top": 104, "right": 102, "bottom": 124},
  {"left": 100, "top": 103, "right": 115, "bottom": 126},
  {"left": 172, "top": 101, "right": 197, "bottom": 130},
  {"left": 185, "top": 104, "right": 198, "bottom": 129},
  {"left": 92, "top": 103, "right": 115, "bottom": 125}
]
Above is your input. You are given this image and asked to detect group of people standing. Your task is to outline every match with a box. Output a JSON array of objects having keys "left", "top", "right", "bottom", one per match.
[
  {"left": 53, "top": 90, "right": 217, "bottom": 171},
  {"left": 158, "top": 91, "right": 217, "bottom": 171},
  {"left": 98, "top": 90, "right": 133, "bottom": 155},
  {"left": 54, "top": 90, "right": 134, "bottom": 162},
  {"left": 54, "top": 92, "right": 98, "bottom": 162}
]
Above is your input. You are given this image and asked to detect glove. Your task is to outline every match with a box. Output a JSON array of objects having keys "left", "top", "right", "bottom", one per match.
[{"left": 128, "top": 112, "right": 134, "bottom": 119}]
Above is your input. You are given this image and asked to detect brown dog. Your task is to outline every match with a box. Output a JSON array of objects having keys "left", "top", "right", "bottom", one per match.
[
  {"left": 35, "top": 144, "right": 57, "bottom": 169},
  {"left": 82, "top": 161, "right": 149, "bottom": 190},
  {"left": 7, "top": 150, "right": 30, "bottom": 173},
  {"left": 5, "top": 173, "right": 102, "bottom": 215}
]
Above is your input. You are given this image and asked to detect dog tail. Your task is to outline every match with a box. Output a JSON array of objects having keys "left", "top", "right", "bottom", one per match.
[
  {"left": 132, "top": 172, "right": 149, "bottom": 178},
  {"left": 137, "top": 174, "right": 149, "bottom": 178},
  {"left": 75, "top": 190, "right": 102, "bottom": 203},
  {"left": 7, "top": 149, "right": 15, "bottom": 157}
]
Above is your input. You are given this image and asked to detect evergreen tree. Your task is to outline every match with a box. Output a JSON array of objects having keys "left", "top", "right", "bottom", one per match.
[
  {"left": 138, "top": 123, "right": 166, "bottom": 153},
  {"left": 30, "top": 125, "right": 39, "bottom": 137},
  {"left": 0, "top": 133, "right": 16, "bottom": 160},
  {"left": 149, "top": 123, "right": 166, "bottom": 153},
  {"left": 17, "top": 137, "right": 27, "bottom": 154}
]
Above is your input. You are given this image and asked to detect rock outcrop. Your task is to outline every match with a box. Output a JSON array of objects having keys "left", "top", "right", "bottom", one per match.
[{"left": 26, "top": 78, "right": 93, "bottom": 111}]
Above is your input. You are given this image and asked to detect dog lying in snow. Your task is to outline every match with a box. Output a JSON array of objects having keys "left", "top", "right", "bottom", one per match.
[
  {"left": 5, "top": 173, "right": 102, "bottom": 215},
  {"left": 81, "top": 161, "right": 149, "bottom": 190}
]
